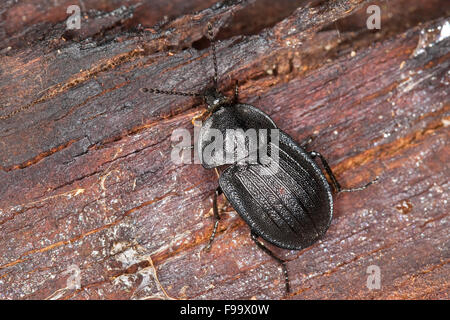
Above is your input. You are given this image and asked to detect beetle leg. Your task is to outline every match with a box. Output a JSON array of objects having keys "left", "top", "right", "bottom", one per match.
[
  {"left": 338, "top": 176, "right": 379, "bottom": 192},
  {"left": 204, "top": 186, "right": 223, "bottom": 252},
  {"left": 299, "top": 136, "right": 315, "bottom": 150},
  {"left": 234, "top": 80, "right": 239, "bottom": 103},
  {"left": 191, "top": 110, "right": 211, "bottom": 126},
  {"left": 309, "top": 151, "right": 342, "bottom": 192},
  {"left": 309, "top": 151, "right": 378, "bottom": 193},
  {"left": 170, "top": 144, "right": 193, "bottom": 150},
  {"left": 250, "top": 232, "right": 290, "bottom": 294}
]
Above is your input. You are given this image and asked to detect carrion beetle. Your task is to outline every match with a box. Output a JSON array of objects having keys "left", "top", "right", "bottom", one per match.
[{"left": 141, "top": 22, "right": 377, "bottom": 295}]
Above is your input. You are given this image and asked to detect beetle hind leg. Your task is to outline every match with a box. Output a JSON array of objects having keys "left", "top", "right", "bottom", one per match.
[
  {"left": 250, "top": 232, "right": 290, "bottom": 294},
  {"left": 204, "top": 186, "right": 223, "bottom": 252},
  {"left": 309, "top": 151, "right": 378, "bottom": 193}
]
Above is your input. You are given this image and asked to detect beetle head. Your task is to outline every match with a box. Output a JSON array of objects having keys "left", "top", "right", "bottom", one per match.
[{"left": 203, "top": 87, "right": 233, "bottom": 113}]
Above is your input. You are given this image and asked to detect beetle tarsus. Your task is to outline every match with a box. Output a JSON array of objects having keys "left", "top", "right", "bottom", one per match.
[
  {"left": 310, "top": 150, "right": 378, "bottom": 193},
  {"left": 339, "top": 176, "right": 379, "bottom": 193},
  {"left": 250, "top": 232, "right": 290, "bottom": 295}
]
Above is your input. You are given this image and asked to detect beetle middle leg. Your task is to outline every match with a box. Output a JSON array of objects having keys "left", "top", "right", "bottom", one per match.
[
  {"left": 309, "top": 151, "right": 378, "bottom": 193},
  {"left": 204, "top": 186, "right": 223, "bottom": 252},
  {"left": 300, "top": 136, "right": 315, "bottom": 150},
  {"left": 251, "top": 232, "right": 290, "bottom": 294}
]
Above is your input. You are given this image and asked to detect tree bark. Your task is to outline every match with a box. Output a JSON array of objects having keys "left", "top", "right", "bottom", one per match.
[{"left": 0, "top": 0, "right": 449, "bottom": 299}]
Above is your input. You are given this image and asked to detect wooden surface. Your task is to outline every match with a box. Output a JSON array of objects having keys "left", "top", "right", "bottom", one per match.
[{"left": 0, "top": 0, "right": 449, "bottom": 299}]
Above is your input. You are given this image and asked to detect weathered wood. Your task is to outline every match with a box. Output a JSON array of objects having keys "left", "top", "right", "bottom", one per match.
[{"left": 0, "top": 0, "right": 448, "bottom": 299}]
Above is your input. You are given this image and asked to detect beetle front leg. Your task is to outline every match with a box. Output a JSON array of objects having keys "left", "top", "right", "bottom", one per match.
[
  {"left": 204, "top": 186, "right": 223, "bottom": 252},
  {"left": 309, "top": 151, "right": 378, "bottom": 193},
  {"left": 251, "top": 232, "right": 290, "bottom": 294},
  {"left": 192, "top": 110, "right": 211, "bottom": 126}
]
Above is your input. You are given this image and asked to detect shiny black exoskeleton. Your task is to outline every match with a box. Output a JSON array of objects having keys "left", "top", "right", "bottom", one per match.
[{"left": 141, "top": 23, "right": 377, "bottom": 295}]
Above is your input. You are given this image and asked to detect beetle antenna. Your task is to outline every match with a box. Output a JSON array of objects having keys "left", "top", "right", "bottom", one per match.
[
  {"left": 140, "top": 23, "right": 219, "bottom": 98},
  {"left": 140, "top": 87, "right": 202, "bottom": 97},
  {"left": 207, "top": 22, "right": 219, "bottom": 90}
]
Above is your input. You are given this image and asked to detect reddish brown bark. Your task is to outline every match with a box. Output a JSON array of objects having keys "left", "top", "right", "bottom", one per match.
[{"left": 0, "top": 0, "right": 448, "bottom": 299}]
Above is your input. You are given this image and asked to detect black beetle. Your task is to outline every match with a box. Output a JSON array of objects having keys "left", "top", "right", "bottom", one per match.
[{"left": 141, "top": 23, "right": 377, "bottom": 295}]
